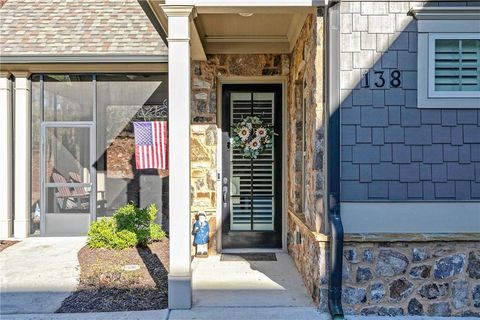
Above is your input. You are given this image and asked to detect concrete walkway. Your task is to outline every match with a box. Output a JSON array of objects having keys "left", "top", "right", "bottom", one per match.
[
  {"left": 168, "top": 253, "right": 322, "bottom": 319},
  {"left": 0, "top": 237, "right": 85, "bottom": 315},
  {"left": 4, "top": 310, "right": 480, "bottom": 320},
  {"left": 0, "top": 310, "right": 170, "bottom": 320},
  {"left": 169, "top": 307, "right": 328, "bottom": 320},
  {"left": 191, "top": 253, "right": 313, "bottom": 307}
]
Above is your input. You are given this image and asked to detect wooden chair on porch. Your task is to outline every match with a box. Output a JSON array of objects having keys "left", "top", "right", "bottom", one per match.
[
  {"left": 70, "top": 171, "right": 107, "bottom": 210},
  {"left": 52, "top": 172, "right": 89, "bottom": 211},
  {"left": 69, "top": 172, "right": 88, "bottom": 196}
]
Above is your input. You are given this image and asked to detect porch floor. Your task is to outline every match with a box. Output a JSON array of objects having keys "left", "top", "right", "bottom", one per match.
[{"left": 191, "top": 253, "right": 314, "bottom": 308}]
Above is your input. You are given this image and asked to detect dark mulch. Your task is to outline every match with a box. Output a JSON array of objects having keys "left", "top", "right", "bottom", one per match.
[
  {"left": 56, "top": 239, "right": 169, "bottom": 313},
  {"left": 0, "top": 240, "right": 19, "bottom": 252}
]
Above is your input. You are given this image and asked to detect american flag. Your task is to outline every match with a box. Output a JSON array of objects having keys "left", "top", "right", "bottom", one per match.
[{"left": 133, "top": 121, "right": 168, "bottom": 170}]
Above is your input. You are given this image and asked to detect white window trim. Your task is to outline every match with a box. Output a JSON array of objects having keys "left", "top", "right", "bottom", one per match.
[
  {"left": 412, "top": 6, "right": 480, "bottom": 109},
  {"left": 428, "top": 33, "right": 480, "bottom": 99}
]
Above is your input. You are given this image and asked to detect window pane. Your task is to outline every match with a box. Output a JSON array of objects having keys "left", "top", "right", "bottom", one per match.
[
  {"left": 44, "top": 126, "right": 92, "bottom": 215},
  {"left": 45, "top": 187, "right": 91, "bottom": 214},
  {"left": 96, "top": 74, "right": 168, "bottom": 220},
  {"left": 45, "top": 127, "right": 91, "bottom": 185},
  {"left": 435, "top": 39, "right": 480, "bottom": 92},
  {"left": 44, "top": 75, "right": 93, "bottom": 121}
]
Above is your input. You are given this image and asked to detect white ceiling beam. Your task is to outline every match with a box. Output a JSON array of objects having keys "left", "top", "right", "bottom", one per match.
[
  {"left": 195, "top": 6, "right": 314, "bottom": 14},
  {"left": 190, "top": 19, "right": 207, "bottom": 61},
  {"left": 203, "top": 35, "right": 289, "bottom": 43},
  {"left": 165, "top": 0, "right": 318, "bottom": 7},
  {"left": 205, "top": 42, "right": 290, "bottom": 54}
]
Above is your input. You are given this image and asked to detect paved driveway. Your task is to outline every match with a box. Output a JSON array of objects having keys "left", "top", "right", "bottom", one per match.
[{"left": 0, "top": 237, "right": 85, "bottom": 314}]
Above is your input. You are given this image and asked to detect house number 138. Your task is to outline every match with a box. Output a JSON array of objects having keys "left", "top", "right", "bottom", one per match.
[{"left": 362, "top": 70, "right": 402, "bottom": 88}]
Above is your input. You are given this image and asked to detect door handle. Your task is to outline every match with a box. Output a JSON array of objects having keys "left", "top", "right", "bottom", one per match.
[{"left": 223, "top": 186, "right": 228, "bottom": 207}]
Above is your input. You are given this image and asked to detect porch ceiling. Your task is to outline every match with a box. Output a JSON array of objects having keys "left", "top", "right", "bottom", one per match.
[
  {"left": 195, "top": 6, "right": 313, "bottom": 55},
  {"left": 195, "top": 9, "right": 310, "bottom": 55},
  {"left": 150, "top": 1, "right": 314, "bottom": 59}
]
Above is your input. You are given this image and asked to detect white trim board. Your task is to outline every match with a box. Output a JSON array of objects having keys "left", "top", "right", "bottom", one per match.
[
  {"left": 165, "top": 1, "right": 321, "bottom": 7},
  {"left": 0, "top": 55, "right": 168, "bottom": 63},
  {"left": 341, "top": 202, "right": 480, "bottom": 234}
]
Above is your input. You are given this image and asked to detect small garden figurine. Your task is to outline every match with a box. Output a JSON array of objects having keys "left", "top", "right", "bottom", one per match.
[{"left": 193, "top": 211, "right": 209, "bottom": 257}]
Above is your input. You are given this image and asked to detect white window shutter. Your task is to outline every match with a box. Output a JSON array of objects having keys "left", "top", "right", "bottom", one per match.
[{"left": 435, "top": 39, "right": 480, "bottom": 92}]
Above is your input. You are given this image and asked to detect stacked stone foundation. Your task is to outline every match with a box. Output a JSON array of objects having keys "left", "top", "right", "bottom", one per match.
[{"left": 288, "top": 211, "right": 480, "bottom": 316}]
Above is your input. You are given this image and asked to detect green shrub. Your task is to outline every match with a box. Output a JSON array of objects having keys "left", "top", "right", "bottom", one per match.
[
  {"left": 87, "top": 218, "right": 116, "bottom": 249},
  {"left": 114, "top": 203, "right": 150, "bottom": 233},
  {"left": 147, "top": 204, "right": 158, "bottom": 222},
  {"left": 110, "top": 229, "right": 138, "bottom": 249},
  {"left": 86, "top": 218, "right": 138, "bottom": 250},
  {"left": 150, "top": 223, "right": 166, "bottom": 241},
  {"left": 87, "top": 203, "right": 166, "bottom": 250}
]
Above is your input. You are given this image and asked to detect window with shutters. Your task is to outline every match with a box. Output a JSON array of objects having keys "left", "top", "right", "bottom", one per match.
[
  {"left": 412, "top": 6, "right": 480, "bottom": 109},
  {"left": 429, "top": 34, "right": 480, "bottom": 98}
]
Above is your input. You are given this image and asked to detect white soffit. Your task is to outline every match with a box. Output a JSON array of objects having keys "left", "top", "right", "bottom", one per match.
[
  {"left": 195, "top": 8, "right": 311, "bottom": 54},
  {"left": 155, "top": 1, "right": 315, "bottom": 57}
]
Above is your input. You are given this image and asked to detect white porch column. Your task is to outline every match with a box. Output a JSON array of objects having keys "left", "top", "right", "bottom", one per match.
[
  {"left": 163, "top": 5, "right": 194, "bottom": 309},
  {"left": 13, "top": 73, "right": 31, "bottom": 238},
  {"left": 0, "top": 72, "right": 13, "bottom": 239}
]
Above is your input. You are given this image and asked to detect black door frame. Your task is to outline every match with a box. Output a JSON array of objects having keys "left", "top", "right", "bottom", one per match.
[{"left": 221, "top": 83, "right": 283, "bottom": 249}]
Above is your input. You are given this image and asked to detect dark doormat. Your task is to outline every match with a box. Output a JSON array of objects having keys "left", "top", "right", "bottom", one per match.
[{"left": 220, "top": 253, "right": 277, "bottom": 262}]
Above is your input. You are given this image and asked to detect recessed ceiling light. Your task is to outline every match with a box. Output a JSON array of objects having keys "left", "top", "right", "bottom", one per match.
[{"left": 238, "top": 12, "right": 254, "bottom": 17}]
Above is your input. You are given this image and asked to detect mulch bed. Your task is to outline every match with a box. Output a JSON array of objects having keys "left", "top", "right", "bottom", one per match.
[
  {"left": 56, "top": 239, "right": 169, "bottom": 313},
  {"left": 0, "top": 240, "right": 19, "bottom": 252}
]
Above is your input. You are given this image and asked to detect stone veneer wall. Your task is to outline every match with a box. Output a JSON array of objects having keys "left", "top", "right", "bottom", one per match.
[
  {"left": 288, "top": 213, "right": 480, "bottom": 316},
  {"left": 190, "top": 54, "right": 290, "bottom": 253},
  {"left": 288, "top": 211, "right": 329, "bottom": 310},
  {"left": 191, "top": 54, "right": 290, "bottom": 124},
  {"left": 286, "top": 10, "right": 330, "bottom": 309},
  {"left": 287, "top": 12, "right": 326, "bottom": 233},
  {"left": 341, "top": 241, "right": 480, "bottom": 316}
]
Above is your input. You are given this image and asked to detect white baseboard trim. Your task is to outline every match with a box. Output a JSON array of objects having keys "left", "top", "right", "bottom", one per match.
[{"left": 341, "top": 202, "right": 480, "bottom": 234}]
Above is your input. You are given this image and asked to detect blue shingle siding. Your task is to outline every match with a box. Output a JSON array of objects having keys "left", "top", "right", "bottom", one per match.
[
  {"left": 360, "top": 164, "right": 373, "bottom": 183},
  {"left": 339, "top": 1, "right": 480, "bottom": 201},
  {"left": 407, "top": 182, "right": 423, "bottom": 199},
  {"left": 392, "top": 144, "right": 411, "bottom": 164},
  {"left": 368, "top": 181, "right": 389, "bottom": 199}
]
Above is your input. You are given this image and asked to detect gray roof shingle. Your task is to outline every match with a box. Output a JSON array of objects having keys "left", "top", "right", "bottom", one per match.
[{"left": 0, "top": 0, "right": 167, "bottom": 56}]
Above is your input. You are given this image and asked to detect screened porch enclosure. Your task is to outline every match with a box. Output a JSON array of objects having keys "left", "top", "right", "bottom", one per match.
[{"left": 30, "top": 74, "right": 169, "bottom": 236}]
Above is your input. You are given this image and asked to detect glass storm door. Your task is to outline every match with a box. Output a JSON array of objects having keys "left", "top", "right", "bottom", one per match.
[
  {"left": 221, "top": 84, "right": 282, "bottom": 249},
  {"left": 41, "top": 123, "right": 95, "bottom": 236}
]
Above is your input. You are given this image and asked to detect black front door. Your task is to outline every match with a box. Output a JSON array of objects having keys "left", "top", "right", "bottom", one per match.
[{"left": 221, "top": 84, "right": 282, "bottom": 249}]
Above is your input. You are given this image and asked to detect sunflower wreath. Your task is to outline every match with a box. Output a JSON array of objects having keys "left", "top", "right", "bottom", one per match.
[{"left": 230, "top": 116, "right": 276, "bottom": 159}]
